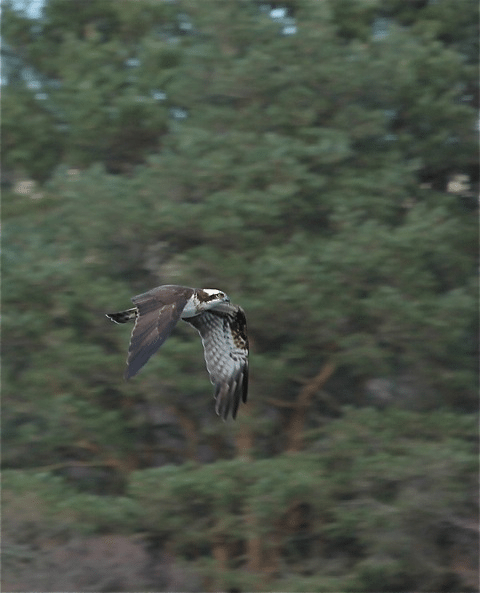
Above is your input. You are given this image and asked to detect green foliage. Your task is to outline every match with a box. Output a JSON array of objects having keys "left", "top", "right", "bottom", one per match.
[
  {"left": 1, "top": 88, "right": 63, "bottom": 181},
  {"left": 3, "top": 408, "right": 478, "bottom": 591},
  {"left": 3, "top": 0, "right": 477, "bottom": 470},
  {"left": 2, "top": 0, "right": 178, "bottom": 177},
  {"left": 128, "top": 408, "right": 477, "bottom": 589},
  {"left": 3, "top": 471, "right": 141, "bottom": 535}
]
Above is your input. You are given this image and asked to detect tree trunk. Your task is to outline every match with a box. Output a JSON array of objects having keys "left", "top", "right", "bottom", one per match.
[
  {"left": 286, "top": 360, "right": 336, "bottom": 452},
  {"left": 171, "top": 405, "right": 199, "bottom": 461}
]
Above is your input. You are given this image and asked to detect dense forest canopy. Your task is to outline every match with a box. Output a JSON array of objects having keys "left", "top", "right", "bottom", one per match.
[{"left": 2, "top": 1, "right": 478, "bottom": 591}]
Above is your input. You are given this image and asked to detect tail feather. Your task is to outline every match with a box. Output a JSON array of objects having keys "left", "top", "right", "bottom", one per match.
[{"left": 106, "top": 308, "right": 137, "bottom": 324}]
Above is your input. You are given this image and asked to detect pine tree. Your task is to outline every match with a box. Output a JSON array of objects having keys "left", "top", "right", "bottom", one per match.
[{"left": 2, "top": 1, "right": 478, "bottom": 590}]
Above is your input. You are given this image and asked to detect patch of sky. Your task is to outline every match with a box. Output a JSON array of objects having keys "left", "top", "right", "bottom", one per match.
[
  {"left": 262, "top": 5, "right": 297, "bottom": 36},
  {"left": 281, "top": 19, "right": 297, "bottom": 36},
  {"left": 125, "top": 58, "right": 141, "bottom": 68},
  {"left": 177, "top": 13, "right": 193, "bottom": 32},
  {"left": 22, "top": 67, "right": 42, "bottom": 89},
  {"left": 270, "top": 7, "right": 287, "bottom": 20},
  {"left": 170, "top": 107, "right": 188, "bottom": 120},
  {"left": 152, "top": 90, "right": 167, "bottom": 101},
  {"left": 372, "top": 17, "right": 391, "bottom": 41},
  {"left": 9, "top": 0, "right": 45, "bottom": 19}
]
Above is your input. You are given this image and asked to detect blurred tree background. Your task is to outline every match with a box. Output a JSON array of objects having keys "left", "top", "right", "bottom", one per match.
[{"left": 2, "top": 0, "right": 478, "bottom": 591}]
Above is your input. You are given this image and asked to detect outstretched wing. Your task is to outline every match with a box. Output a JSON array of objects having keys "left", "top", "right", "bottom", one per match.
[
  {"left": 185, "top": 304, "right": 248, "bottom": 420},
  {"left": 125, "top": 286, "right": 193, "bottom": 380}
]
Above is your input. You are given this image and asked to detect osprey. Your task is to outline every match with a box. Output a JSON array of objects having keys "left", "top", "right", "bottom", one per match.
[{"left": 106, "top": 285, "right": 248, "bottom": 419}]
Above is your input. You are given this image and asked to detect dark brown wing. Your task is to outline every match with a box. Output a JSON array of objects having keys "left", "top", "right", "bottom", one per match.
[
  {"left": 125, "top": 286, "right": 193, "bottom": 380},
  {"left": 185, "top": 304, "right": 248, "bottom": 420}
]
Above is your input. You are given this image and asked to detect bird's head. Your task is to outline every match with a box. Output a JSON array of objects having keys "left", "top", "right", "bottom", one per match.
[{"left": 197, "top": 288, "right": 230, "bottom": 308}]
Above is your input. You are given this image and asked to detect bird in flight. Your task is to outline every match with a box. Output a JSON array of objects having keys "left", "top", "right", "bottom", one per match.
[{"left": 106, "top": 285, "right": 248, "bottom": 419}]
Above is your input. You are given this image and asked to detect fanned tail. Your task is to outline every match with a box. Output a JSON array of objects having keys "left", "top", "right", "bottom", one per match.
[{"left": 106, "top": 308, "right": 137, "bottom": 324}]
